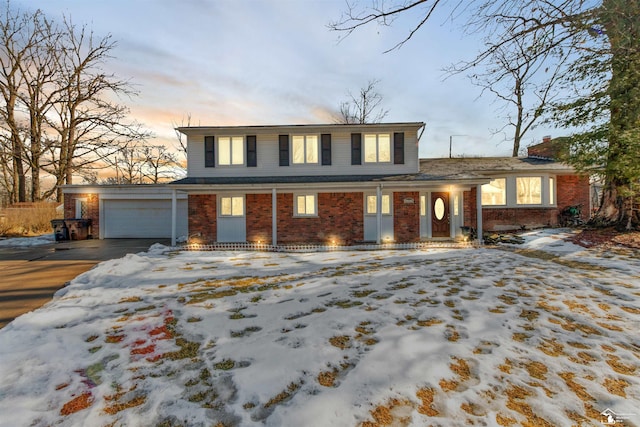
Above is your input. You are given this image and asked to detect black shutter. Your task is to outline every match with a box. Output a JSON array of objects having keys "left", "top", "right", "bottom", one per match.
[
  {"left": 351, "top": 133, "right": 361, "bottom": 165},
  {"left": 279, "top": 134, "right": 289, "bottom": 166},
  {"left": 393, "top": 132, "right": 405, "bottom": 164},
  {"left": 246, "top": 135, "right": 257, "bottom": 167},
  {"left": 204, "top": 136, "right": 215, "bottom": 167},
  {"left": 321, "top": 134, "right": 331, "bottom": 166}
]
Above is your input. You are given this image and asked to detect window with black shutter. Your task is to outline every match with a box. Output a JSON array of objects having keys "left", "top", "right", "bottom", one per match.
[
  {"left": 204, "top": 136, "right": 215, "bottom": 167},
  {"left": 351, "top": 133, "right": 362, "bottom": 165},
  {"left": 393, "top": 132, "right": 405, "bottom": 164},
  {"left": 279, "top": 134, "right": 289, "bottom": 166},
  {"left": 246, "top": 135, "right": 257, "bottom": 167},
  {"left": 321, "top": 134, "right": 331, "bottom": 166}
]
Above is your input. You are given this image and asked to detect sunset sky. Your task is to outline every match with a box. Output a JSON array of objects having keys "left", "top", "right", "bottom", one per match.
[{"left": 16, "top": 0, "right": 560, "bottom": 159}]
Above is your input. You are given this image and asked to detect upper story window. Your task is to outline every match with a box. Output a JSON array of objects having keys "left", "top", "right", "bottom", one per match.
[
  {"left": 364, "top": 133, "right": 391, "bottom": 163},
  {"left": 517, "top": 177, "right": 542, "bottom": 205},
  {"left": 205, "top": 135, "right": 256, "bottom": 168},
  {"left": 292, "top": 135, "right": 318, "bottom": 164},
  {"left": 218, "top": 136, "right": 244, "bottom": 166},
  {"left": 482, "top": 179, "right": 507, "bottom": 206}
]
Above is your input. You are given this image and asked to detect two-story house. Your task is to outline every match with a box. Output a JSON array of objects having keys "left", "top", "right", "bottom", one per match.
[{"left": 62, "top": 123, "right": 590, "bottom": 246}]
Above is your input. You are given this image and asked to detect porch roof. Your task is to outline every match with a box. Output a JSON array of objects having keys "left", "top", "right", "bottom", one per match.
[
  {"left": 419, "top": 157, "right": 575, "bottom": 175},
  {"left": 170, "top": 172, "right": 487, "bottom": 187}
]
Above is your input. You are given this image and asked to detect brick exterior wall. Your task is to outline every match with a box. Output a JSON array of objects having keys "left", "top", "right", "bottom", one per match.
[
  {"left": 246, "top": 193, "right": 272, "bottom": 244},
  {"left": 393, "top": 191, "right": 420, "bottom": 242},
  {"left": 463, "top": 188, "right": 478, "bottom": 231},
  {"left": 63, "top": 193, "right": 100, "bottom": 238},
  {"left": 483, "top": 207, "right": 558, "bottom": 231},
  {"left": 556, "top": 175, "right": 591, "bottom": 220},
  {"left": 463, "top": 174, "right": 591, "bottom": 232},
  {"left": 276, "top": 192, "right": 364, "bottom": 245},
  {"left": 188, "top": 194, "right": 217, "bottom": 243}
]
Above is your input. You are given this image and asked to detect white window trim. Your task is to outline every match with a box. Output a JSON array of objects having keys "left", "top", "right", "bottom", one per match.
[
  {"left": 363, "top": 133, "right": 391, "bottom": 164},
  {"left": 516, "top": 176, "right": 543, "bottom": 206},
  {"left": 291, "top": 135, "right": 319, "bottom": 165},
  {"left": 293, "top": 193, "right": 318, "bottom": 217},
  {"left": 218, "top": 195, "right": 245, "bottom": 217},
  {"left": 217, "top": 136, "right": 245, "bottom": 167},
  {"left": 481, "top": 178, "right": 507, "bottom": 207},
  {"left": 482, "top": 174, "right": 557, "bottom": 208},
  {"left": 364, "top": 193, "right": 392, "bottom": 216}
]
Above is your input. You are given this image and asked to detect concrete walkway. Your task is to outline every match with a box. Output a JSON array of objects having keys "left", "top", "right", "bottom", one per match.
[{"left": 0, "top": 239, "right": 169, "bottom": 328}]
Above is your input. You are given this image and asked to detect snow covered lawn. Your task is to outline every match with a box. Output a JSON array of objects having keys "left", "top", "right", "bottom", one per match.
[{"left": 0, "top": 230, "right": 638, "bottom": 426}]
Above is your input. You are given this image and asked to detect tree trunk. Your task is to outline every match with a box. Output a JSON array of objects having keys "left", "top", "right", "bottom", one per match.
[
  {"left": 30, "top": 104, "right": 40, "bottom": 202},
  {"left": 593, "top": 0, "right": 640, "bottom": 230}
]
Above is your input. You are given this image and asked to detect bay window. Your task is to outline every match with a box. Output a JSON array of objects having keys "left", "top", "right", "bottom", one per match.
[
  {"left": 481, "top": 179, "right": 506, "bottom": 206},
  {"left": 517, "top": 177, "right": 542, "bottom": 205}
]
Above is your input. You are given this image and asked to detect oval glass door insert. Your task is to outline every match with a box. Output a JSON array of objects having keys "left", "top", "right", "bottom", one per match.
[{"left": 434, "top": 197, "right": 445, "bottom": 220}]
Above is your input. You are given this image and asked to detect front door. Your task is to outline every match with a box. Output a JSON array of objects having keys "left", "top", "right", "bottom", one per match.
[{"left": 431, "top": 192, "right": 450, "bottom": 238}]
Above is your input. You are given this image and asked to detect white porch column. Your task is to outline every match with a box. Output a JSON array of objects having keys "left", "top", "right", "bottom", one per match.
[
  {"left": 272, "top": 188, "right": 277, "bottom": 247},
  {"left": 171, "top": 188, "right": 177, "bottom": 247},
  {"left": 476, "top": 184, "right": 483, "bottom": 244},
  {"left": 376, "top": 184, "right": 382, "bottom": 245}
]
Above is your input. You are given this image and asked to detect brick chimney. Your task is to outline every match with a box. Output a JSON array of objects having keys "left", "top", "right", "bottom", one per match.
[{"left": 527, "top": 135, "right": 564, "bottom": 159}]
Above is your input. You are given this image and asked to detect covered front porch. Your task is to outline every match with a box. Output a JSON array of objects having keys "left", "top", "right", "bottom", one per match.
[{"left": 167, "top": 177, "right": 489, "bottom": 247}]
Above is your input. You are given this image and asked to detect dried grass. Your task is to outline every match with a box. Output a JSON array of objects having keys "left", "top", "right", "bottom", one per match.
[
  {"left": 329, "top": 335, "right": 351, "bottom": 350},
  {"left": 0, "top": 202, "right": 58, "bottom": 236},
  {"left": 360, "top": 398, "right": 413, "bottom": 427},
  {"left": 603, "top": 377, "right": 630, "bottom": 397},
  {"left": 416, "top": 387, "right": 439, "bottom": 416}
]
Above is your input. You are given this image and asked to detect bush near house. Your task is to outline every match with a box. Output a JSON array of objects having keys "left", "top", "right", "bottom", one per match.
[{"left": 0, "top": 202, "right": 58, "bottom": 237}]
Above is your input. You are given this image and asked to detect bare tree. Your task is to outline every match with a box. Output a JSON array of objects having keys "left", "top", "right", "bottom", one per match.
[
  {"left": 0, "top": 2, "right": 150, "bottom": 202},
  {"left": 17, "top": 12, "right": 61, "bottom": 200},
  {"left": 0, "top": 5, "right": 38, "bottom": 202},
  {"left": 336, "top": 79, "right": 389, "bottom": 124},
  {"left": 43, "top": 18, "right": 150, "bottom": 200},
  {"left": 141, "top": 145, "right": 182, "bottom": 183},
  {"left": 456, "top": 28, "right": 573, "bottom": 156},
  {"left": 172, "top": 113, "right": 191, "bottom": 159}
]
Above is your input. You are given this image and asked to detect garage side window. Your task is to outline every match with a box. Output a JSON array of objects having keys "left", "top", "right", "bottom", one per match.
[
  {"left": 220, "top": 196, "right": 244, "bottom": 217},
  {"left": 75, "top": 198, "right": 88, "bottom": 218}
]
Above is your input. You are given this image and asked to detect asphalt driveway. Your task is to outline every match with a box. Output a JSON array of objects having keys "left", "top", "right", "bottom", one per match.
[{"left": 0, "top": 239, "right": 170, "bottom": 328}]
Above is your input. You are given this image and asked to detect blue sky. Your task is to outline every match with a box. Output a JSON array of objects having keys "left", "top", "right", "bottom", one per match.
[{"left": 17, "top": 0, "right": 559, "bottom": 158}]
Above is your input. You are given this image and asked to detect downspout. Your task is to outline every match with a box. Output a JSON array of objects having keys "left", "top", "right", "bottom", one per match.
[
  {"left": 171, "top": 188, "right": 177, "bottom": 247},
  {"left": 476, "top": 184, "right": 483, "bottom": 244},
  {"left": 376, "top": 184, "right": 382, "bottom": 245},
  {"left": 272, "top": 188, "right": 277, "bottom": 247}
]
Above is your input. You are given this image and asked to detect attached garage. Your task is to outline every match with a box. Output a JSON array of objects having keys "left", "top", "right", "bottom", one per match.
[
  {"left": 102, "top": 199, "right": 188, "bottom": 238},
  {"left": 62, "top": 184, "right": 189, "bottom": 241}
]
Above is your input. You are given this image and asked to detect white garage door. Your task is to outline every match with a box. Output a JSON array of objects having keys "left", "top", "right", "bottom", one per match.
[{"left": 103, "top": 199, "right": 188, "bottom": 238}]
